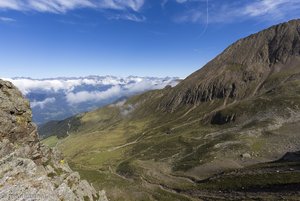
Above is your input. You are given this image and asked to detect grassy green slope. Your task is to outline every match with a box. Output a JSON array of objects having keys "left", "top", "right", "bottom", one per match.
[
  {"left": 42, "top": 77, "right": 300, "bottom": 200},
  {"left": 41, "top": 20, "right": 300, "bottom": 200}
]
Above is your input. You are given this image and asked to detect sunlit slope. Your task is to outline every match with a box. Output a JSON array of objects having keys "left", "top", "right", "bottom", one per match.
[
  {"left": 46, "top": 89, "right": 201, "bottom": 200},
  {"left": 42, "top": 19, "right": 300, "bottom": 200},
  {"left": 43, "top": 77, "right": 300, "bottom": 200}
]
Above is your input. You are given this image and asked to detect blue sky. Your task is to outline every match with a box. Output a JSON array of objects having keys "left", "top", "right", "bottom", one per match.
[{"left": 0, "top": 0, "right": 300, "bottom": 78}]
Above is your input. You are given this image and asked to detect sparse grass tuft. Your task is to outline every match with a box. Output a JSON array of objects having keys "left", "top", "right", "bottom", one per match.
[{"left": 42, "top": 136, "right": 59, "bottom": 147}]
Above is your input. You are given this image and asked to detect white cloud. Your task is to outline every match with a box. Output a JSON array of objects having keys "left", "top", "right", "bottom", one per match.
[
  {"left": 64, "top": 79, "right": 176, "bottom": 104},
  {"left": 66, "top": 85, "right": 122, "bottom": 104},
  {"left": 243, "top": 0, "right": 300, "bottom": 18},
  {"left": 31, "top": 97, "right": 56, "bottom": 109},
  {"left": 0, "top": 0, "right": 21, "bottom": 10},
  {"left": 3, "top": 78, "right": 83, "bottom": 94},
  {"left": 3, "top": 76, "right": 179, "bottom": 105},
  {"left": 2, "top": 77, "right": 127, "bottom": 95},
  {"left": 175, "top": 0, "right": 300, "bottom": 24},
  {"left": 64, "top": 77, "right": 178, "bottom": 105},
  {"left": 175, "top": 9, "right": 203, "bottom": 23},
  {"left": 124, "top": 79, "right": 170, "bottom": 92},
  {"left": 113, "top": 0, "right": 144, "bottom": 12},
  {"left": 120, "top": 104, "right": 134, "bottom": 116},
  {"left": 29, "top": 0, "right": 94, "bottom": 13},
  {"left": 0, "top": 16, "right": 16, "bottom": 22},
  {"left": 107, "top": 12, "right": 146, "bottom": 22},
  {"left": 0, "top": 0, "right": 145, "bottom": 13}
]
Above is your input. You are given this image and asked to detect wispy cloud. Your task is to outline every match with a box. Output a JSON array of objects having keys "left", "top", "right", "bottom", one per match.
[
  {"left": 0, "top": 0, "right": 145, "bottom": 13},
  {"left": 175, "top": 0, "right": 300, "bottom": 24},
  {"left": 243, "top": 0, "right": 300, "bottom": 18},
  {"left": 0, "top": 0, "right": 93, "bottom": 13},
  {"left": 176, "top": 0, "right": 188, "bottom": 3},
  {"left": 0, "top": 0, "right": 21, "bottom": 10},
  {"left": 0, "top": 0, "right": 145, "bottom": 21},
  {"left": 107, "top": 12, "right": 146, "bottom": 22},
  {"left": 0, "top": 16, "right": 16, "bottom": 22},
  {"left": 107, "top": 0, "right": 145, "bottom": 12}
]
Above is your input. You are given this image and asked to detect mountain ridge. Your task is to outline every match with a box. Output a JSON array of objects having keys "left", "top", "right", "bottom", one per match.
[{"left": 159, "top": 19, "right": 300, "bottom": 112}]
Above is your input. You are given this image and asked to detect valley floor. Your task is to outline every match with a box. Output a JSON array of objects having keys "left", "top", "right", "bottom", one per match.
[{"left": 72, "top": 160, "right": 300, "bottom": 201}]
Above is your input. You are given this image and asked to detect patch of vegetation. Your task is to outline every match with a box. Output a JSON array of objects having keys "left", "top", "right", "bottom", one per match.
[
  {"left": 42, "top": 159, "right": 52, "bottom": 167},
  {"left": 152, "top": 188, "right": 192, "bottom": 201},
  {"left": 47, "top": 172, "right": 56, "bottom": 178},
  {"left": 198, "top": 171, "right": 300, "bottom": 191},
  {"left": 54, "top": 167, "right": 64, "bottom": 176},
  {"left": 116, "top": 161, "right": 137, "bottom": 178},
  {"left": 172, "top": 141, "right": 214, "bottom": 171},
  {"left": 39, "top": 115, "right": 82, "bottom": 139},
  {"left": 251, "top": 138, "right": 266, "bottom": 152},
  {"left": 42, "top": 136, "right": 58, "bottom": 147},
  {"left": 73, "top": 168, "right": 152, "bottom": 201},
  {"left": 197, "top": 161, "right": 300, "bottom": 191},
  {"left": 173, "top": 133, "right": 236, "bottom": 171},
  {"left": 227, "top": 63, "right": 244, "bottom": 72}
]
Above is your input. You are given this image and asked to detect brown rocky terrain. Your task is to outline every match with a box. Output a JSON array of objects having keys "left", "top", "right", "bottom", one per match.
[{"left": 0, "top": 79, "right": 108, "bottom": 201}]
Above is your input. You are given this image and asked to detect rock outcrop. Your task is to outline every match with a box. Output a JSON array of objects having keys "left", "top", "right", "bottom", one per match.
[{"left": 0, "top": 80, "right": 108, "bottom": 201}]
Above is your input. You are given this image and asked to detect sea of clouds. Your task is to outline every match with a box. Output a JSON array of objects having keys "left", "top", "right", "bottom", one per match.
[{"left": 4, "top": 76, "right": 178, "bottom": 106}]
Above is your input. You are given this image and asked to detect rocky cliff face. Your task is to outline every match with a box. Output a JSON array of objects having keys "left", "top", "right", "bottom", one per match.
[
  {"left": 160, "top": 19, "right": 300, "bottom": 111},
  {"left": 0, "top": 80, "right": 108, "bottom": 201}
]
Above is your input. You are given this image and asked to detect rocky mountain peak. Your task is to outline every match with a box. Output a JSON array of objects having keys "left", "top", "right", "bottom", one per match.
[
  {"left": 215, "top": 19, "right": 300, "bottom": 67},
  {"left": 0, "top": 79, "right": 108, "bottom": 201},
  {"left": 159, "top": 19, "right": 300, "bottom": 111}
]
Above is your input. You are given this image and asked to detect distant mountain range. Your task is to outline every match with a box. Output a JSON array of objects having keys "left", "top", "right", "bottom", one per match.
[{"left": 3, "top": 76, "right": 179, "bottom": 124}]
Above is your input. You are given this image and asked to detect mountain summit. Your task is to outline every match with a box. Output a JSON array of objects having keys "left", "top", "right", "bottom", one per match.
[{"left": 161, "top": 19, "right": 300, "bottom": 110}]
